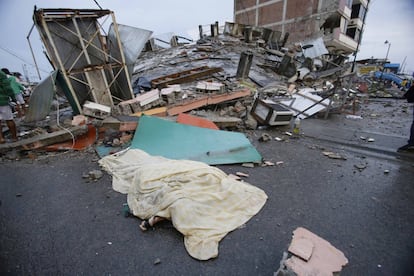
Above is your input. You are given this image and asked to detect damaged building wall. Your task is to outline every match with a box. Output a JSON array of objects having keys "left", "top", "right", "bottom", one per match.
[{"left": 234, "top": 0, "right": 368, "bottom": 55}]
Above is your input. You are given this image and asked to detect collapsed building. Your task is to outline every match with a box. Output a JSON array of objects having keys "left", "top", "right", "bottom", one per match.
[
  {"left": 0, "top": 5, "right": 400, "bottom": 269},
  {"left": 1, "top": 4, "right": 403, "bottom": 158}
]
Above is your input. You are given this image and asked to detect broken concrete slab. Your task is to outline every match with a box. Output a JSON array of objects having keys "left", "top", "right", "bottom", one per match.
[
  {"left": 288, "top": 237, "right": 314, "bottom": 261},
  {"left": 83, "top": 101, "right": 111, "bottom": 119},
  {"left": 196, "top": 81, "right": 225, "bottom": 93},
  {"left": 282, "top": 227, "right": 348, "bottom": 276}
]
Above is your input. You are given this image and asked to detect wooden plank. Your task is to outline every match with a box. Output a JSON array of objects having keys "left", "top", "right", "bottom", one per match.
[
  {"left": 130, "top": 107, "right": 168, "bottom": 117},
  {"left": 167, "top": 89, "right": 251, "bottom": 116},
  {"left": 151, "top": 66, "right": 222, "bottom": 88},
  {"left": 0, "top": 125, "right": 88, "bottom": 151}
]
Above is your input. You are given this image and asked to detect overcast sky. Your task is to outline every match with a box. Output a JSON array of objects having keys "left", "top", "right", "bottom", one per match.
[{"left": 0, "top": 0, "right": 413, "bottom": 82}]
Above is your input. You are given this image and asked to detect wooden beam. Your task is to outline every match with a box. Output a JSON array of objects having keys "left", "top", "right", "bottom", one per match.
[
  {"left": 151, "top": 66, "right": 222, "bottom": 89},
  {"left": 167, "top": 88, "right": 251, "bottom": 116},
  {"left": 0, "top": 125, "right": 88, "bottom": 151}
]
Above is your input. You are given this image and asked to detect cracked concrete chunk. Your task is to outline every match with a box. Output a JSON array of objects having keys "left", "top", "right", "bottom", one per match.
[
  {"left": 236, "top": 172, "right": 249, "bottom": 177},
  {"left": 89, "top": 170, "right": 103, "bottom": 180},
  {"left": 322, "top": 151, "right": 347, "bottom": 160},
  {"left": 284, "top": 227, "right": 348, "bottom": 276},
  {"left": 259, "top": 133, "right": 272, "bottom": 142},
  {"left": 354, "top": 164, "right": 367, "bottom": 171},
  {"left": 288, "top": 237, "right": 314, "bottom": 261}
]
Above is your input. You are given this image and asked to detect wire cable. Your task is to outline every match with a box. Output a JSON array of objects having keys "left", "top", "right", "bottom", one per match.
[
  {"left": 50, "top": 74, "right": 76, "bottom": 149},
  {"left": 93, "top": 0, "right": 103, "bottom": 9}
]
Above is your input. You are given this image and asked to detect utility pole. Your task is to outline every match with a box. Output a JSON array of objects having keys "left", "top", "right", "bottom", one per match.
[{"left": 380, "top": 40, "right": 391, "bottom": 80}]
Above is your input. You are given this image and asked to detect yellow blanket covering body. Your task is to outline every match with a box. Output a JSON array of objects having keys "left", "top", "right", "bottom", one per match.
[{"left": 99, "top": 149, "right": 267, "bottom": 260}]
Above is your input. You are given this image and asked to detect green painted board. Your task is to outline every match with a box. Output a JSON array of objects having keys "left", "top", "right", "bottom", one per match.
[{"left": 131, "top": 115, "right": 262, "bottom": 165}]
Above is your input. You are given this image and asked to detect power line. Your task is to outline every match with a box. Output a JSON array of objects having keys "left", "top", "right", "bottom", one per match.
[
  {"left": 93, "top": 0, "right": 103, "bottom": 9},
  {"left": 0, "top": 44, "right": 49, "bottom": 73}
]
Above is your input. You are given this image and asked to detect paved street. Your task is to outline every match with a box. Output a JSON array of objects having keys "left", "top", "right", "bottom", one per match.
[{"left": 1, "top": 98, "right": 413, "bottom": 275}]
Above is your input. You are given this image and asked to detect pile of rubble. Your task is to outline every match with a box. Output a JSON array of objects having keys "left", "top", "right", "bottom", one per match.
[{"left": 0, "top": 9, "right": 397, "bottom": 161}]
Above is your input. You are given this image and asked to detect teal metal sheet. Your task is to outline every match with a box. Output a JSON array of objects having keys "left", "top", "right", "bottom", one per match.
[
  {"left": 130, "top": 115, "right": 262, "bottom": 165},
  {"left": 24, "top": 71, "right": 58, "bottom": 123}
]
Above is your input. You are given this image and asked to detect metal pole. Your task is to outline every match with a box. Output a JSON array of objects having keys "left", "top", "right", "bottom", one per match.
[
  {"left": 26, "top": 23, "right": 42, "bottom": 81},
  {"left": 384, "top": 42, "right": 391, "bottom": 63},
  {"left": 380, "top": 41, "right": 391, "bottom": 80}
]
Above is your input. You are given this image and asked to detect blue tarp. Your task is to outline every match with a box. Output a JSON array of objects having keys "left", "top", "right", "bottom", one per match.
[
  {"left": 374, "top": 71, "right": 403, "bottom": 86},
  {"left": 383, "top": 63, "right": 400, "bottom": 69}
]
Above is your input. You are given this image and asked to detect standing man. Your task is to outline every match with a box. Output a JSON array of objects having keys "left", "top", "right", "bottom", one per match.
[
  {"left": 1, "top": 68, "right": 25, "bottom": 117},
  {"left": 0, "top": 70, "right": 17, "bottom": 143},
  {"left": 398, "top": 83, "right": 414, "bottom": 152}
]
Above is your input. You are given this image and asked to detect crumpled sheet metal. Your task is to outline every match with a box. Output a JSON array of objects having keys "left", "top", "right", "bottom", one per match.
[
  {"left": 99, "top": 149, "right": 268, "bottom": 260},
  {"left": 24, "top": 71, "right": 58, "bottom": 123}
]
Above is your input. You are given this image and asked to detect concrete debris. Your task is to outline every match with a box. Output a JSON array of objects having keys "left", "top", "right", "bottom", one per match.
[
  {"left": 258, "top": 133, "right": 272, "bottom": 142},
  {"left": 153, "top": 258, "right": 161, "bottom": 265},
  {"left": 276, "top": 227, "right": 348, "bottom": 276},
  {"left": 236, "top": 172, "right": 249, "bottom": 178},
  {"left": 86, "top": 169, "right": 104, "bottom": 180},
  {"left": 228, "top": 174, "right": 242, "bottom": 181},
  {"left": 242, "top": 163, "right": 255, "bottom": 168},
  {"left": 322, "top": 151, "right": 347, "bottom": 160},
  {"left": 346, "top": 114, "right": 363, "bottom": 120},
  {"left": 354, "top": 163, "right": 367, "bottom": 171},
  {"left": 262, "top": 161, "right": 275, "bottom": 166}
]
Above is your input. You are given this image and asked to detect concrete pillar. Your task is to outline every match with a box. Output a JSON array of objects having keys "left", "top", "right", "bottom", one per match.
[
  {"left": 170, "top": 36, "right": 178, "bottom": 47},
  {"left": 199, "top": 25, "right": 203, "bottom": 39},
  {"left": 262, "top": 28, "right": 273, "bottom": 43},
  {"left": 210, "top": 22, "right": 218, "bottom": 37},
  {"left": 236, "top": 51, "right": 254, "bottom": 79},
  {"left": 244, "top": 27, "right": 253, "bottom": 43}
]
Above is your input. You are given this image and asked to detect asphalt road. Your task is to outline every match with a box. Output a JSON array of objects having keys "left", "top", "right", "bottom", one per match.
[{"left": 1, "top": 99, "right": 414, "bottom": 275}]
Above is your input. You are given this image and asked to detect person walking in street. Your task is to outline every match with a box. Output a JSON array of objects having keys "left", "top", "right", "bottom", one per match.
[
  {"left": 398, "top": 83, "right": 414, "bottom": 152},
  {"left": 0, "top": 70, "right": 18, "bottom": 143},
  {"left": 1, "top": 68, "right": 25, "bottom": 117}
]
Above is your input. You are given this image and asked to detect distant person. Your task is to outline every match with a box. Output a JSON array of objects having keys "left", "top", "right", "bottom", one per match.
[
  {"left": 1, "top": 68, "right": 25, "bottom": 117},
  {"left": 0, "top": 70, "right": 18, "bottom": 143},
  {"left": 398, "top": 83, "right": 414, "bottom": 152}
]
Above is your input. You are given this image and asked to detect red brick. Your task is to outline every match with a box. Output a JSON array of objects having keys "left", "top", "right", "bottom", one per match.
[
  {"left": 258, "top": 2, "right": 284, "bottom": 25},
  {"left": 286, "top": 0, "right": 314, "bottom": 19},
  {"left": 284, "top": 19, "right": 315, "bottom": 41},
  {"left": 235, "top": 10, "right": 257, "bottom": 25},
  {"left": 235, "top": 0, "right": 257, "bottom": 11}
]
